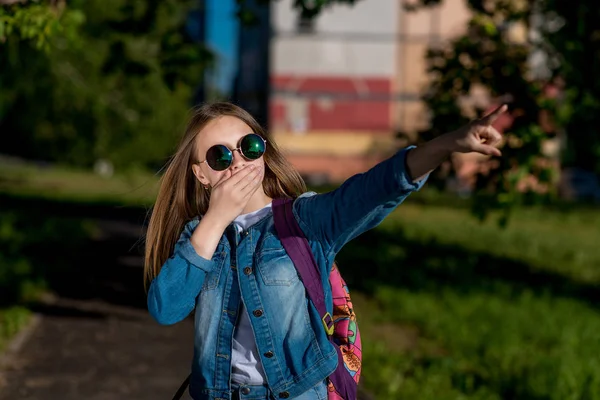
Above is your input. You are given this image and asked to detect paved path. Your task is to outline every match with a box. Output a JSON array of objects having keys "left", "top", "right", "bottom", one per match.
[{"left": 0, "top": 219, "right": 195, "bottom": 400}]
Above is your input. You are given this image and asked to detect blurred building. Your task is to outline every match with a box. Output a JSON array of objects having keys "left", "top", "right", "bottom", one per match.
[
  {"left": 204, "top": 0, "right": 566, "bottom": 194},
  {"left": 269, "top": 0, "right": 473, "bottom": 184}
]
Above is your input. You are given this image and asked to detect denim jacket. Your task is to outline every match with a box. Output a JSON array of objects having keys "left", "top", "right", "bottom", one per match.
[{"left": 147, "top": 147, "right": 428, "bottom": 400}]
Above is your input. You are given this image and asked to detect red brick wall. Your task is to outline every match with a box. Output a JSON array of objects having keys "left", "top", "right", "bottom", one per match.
[{"left": 271, "top": 75, "right": 392, "bottom": 132}]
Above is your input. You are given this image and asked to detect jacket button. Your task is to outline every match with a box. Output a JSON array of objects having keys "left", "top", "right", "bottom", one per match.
[
  {"left": 263, "top": 351, "right": 274, "bottom": 358},
  {"left": 279, "top": 392, "right": 290, "bottom": 398},
  {"left": 241, "top": 387, "right": 251, "bottom": 395},
  {"left": 252, "top": 309, "right": 263, "bottom": 317},
  {"left": 244, "top": 267, "right": 252, "bottom": 275}
]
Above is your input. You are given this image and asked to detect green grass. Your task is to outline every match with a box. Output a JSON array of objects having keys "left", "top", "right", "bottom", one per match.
[
  {"left": 0, "top": 160, "right": 153, "bottom": 354},
  {"left": 0, "top": 307, "right": 31, "bottom": 353},
  {"left": 0, "top": 191, "right": 98, "bottom": 354},
  {"left": 339, "top": 204, "right": 600, "bottom": 399},
  {"left": 0, "top": 160, "right": 159, "bottom": 206},
  {"left": 391, "top": 204, "right": 600, "bottom": 284}
]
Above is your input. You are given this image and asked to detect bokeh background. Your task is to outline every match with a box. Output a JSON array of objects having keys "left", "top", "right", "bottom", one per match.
[{"left": 1, "top": 0, "right": 600, "bottom": 399}]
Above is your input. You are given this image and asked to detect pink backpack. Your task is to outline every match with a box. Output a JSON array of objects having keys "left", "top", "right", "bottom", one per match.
[{"left": 273, "top": 198, "right": 362, "bottom": 400}]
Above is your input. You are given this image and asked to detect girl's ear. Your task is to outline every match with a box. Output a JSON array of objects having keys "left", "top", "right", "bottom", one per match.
[{"left": 192, "top": 164, "right": 210, "bottom": 187}]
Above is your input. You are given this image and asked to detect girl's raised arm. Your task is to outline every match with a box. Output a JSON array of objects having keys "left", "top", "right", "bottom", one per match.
[{"left": 293, "top": 105, "right": 506, "bottom": 258}]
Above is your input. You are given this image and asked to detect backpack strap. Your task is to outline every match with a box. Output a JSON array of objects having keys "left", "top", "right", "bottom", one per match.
[
  {"left": 272, "top": 198, "right": 333, "bottom": 334},
  {"left": 272, "top": 198, "right": 357, "bottom": 400}
]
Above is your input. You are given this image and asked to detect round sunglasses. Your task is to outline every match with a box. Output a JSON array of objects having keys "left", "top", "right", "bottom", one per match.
[{"left": 197, "top": 133, "right": 267, "bottom": 171}]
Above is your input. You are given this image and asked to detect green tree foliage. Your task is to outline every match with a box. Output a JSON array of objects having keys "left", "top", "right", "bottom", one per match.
[
  {"left": 406, "top": 0, "right": 559, "bottom": 225},
  {"left": 540, "top": 1, "right": 600, "bottom": 175},
  {"left": 0, "top": 1, "right": 84, "bottom": 51},
  {"left": 1, "top": 0, "right": 362, "bottom": 170},
  {"left": 1, "top": 0, "right": 211, "bottom": 169},
  {"left": 408, "top": 0, "right": 600, "bottom": 223}
]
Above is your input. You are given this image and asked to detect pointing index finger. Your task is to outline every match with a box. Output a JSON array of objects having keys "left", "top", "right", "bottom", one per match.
[{"left": 481, "top": 104, "right": 508, "bottom": 125}]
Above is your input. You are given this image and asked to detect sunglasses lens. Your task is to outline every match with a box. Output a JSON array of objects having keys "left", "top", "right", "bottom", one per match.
[
  {"left": 206, "top": 145, "right": 232, "bottom": 171},
  {"left": 240, "top": 134, "right": 266, "bottom": 160}
]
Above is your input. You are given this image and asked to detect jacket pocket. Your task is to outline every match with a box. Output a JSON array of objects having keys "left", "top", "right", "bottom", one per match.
[{"left": 256, "top": 241, "right": 300, "bottom": 286}]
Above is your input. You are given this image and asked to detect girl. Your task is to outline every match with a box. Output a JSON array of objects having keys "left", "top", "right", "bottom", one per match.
[{"left": 144, "top": 102, "right": 505, "bottom": 400}]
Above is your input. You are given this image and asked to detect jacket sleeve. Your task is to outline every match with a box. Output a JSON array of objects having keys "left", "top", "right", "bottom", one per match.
[
  {"left": 293, "top": 146, "right": 428, "bottom": 258},
  {"left": 147, "top": 220, "right": 217, "bottom": 325}
]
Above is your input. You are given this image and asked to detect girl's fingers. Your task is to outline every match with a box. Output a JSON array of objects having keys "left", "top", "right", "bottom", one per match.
[
  {"left": 472, "top": 142, "right": 502, "bottom": 157},
  {"left": 229, "top": 165, "right": 257, "bottom": 187},
  {"left": 239, "top": 167, "right": 262, "bottom": 194},
  {"left": 480, "top": 104, "right": 508, "bottom": 126},
  {"left": 480, "top": 127, "right": 503, "bottom": 147}
]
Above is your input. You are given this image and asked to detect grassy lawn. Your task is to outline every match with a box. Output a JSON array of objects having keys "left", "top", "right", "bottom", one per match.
[
  {"left": 1, "top": 161, "right": 599, "bottom": 399},
  {"left": 339, "top": 204, "right": 600, "bottom": 399},
  {"left": 0, "top": 307, "right": 31, "bottom": 353},
  {"left": 0, "top": 159, "right": 159, "bottom": 206},
  {"left": 0, "top": 163, "right": 103, "bottom": 352}
]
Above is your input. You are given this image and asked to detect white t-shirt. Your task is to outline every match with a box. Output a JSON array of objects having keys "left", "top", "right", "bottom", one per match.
[{"left": 230, "top": 203, "right": 272, "bottom": 384}]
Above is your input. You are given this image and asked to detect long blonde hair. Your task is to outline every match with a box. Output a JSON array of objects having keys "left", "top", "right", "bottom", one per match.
[{"left": 144, "top": 102, "right": 307, "bottom": 290}]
